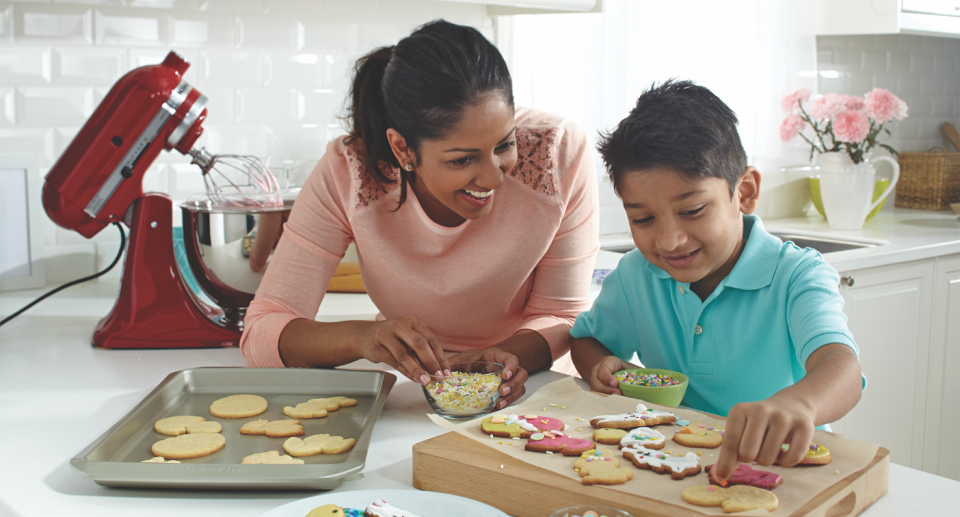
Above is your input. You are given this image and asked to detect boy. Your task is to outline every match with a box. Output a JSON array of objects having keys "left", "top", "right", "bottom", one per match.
[{"left": 570, "top": 80, "right": 864, "bottom": 484}]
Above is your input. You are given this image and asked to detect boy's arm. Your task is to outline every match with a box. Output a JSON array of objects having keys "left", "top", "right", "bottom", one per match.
[
  {"left": 571, "top": 336, "right": 638, "bottom": 395},
  {"left": 711, "top": 343, "right": 862, "bottom": 483}
]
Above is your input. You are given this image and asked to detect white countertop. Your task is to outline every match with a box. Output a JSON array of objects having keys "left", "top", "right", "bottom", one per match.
[
  {"left": 1, "top": 278, "right": 958, "bottom": 516},
  {"left": 599, "top": 207, "right": 960, "bottom": 272}
]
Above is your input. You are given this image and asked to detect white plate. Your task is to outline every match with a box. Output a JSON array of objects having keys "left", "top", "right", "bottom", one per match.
[{"left": 259, "top": 489, "right": 512, "bottom": 517}]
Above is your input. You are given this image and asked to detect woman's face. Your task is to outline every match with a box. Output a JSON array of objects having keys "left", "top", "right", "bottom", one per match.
[{"left": 391, "top": 93, "right": 518, "bottom": 227}]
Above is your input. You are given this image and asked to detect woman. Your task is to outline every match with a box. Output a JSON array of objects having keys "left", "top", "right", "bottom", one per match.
[{"left": 241, "top": 20, "right": 598, "bottom": 409}]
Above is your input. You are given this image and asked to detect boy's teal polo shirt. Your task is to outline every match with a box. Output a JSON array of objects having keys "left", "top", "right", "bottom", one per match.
[{"left": 571, "top": 215, "right": 861, "bottom": 418}]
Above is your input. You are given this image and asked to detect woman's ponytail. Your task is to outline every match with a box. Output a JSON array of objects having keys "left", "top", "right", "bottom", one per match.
[{"left": 344, "top": 46, "right": 397, "bottom": 186}]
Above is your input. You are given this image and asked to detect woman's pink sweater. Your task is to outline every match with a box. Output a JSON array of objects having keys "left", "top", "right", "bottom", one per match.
[{"left": 240, "top": 108, "right": 599, "bottom": 367}]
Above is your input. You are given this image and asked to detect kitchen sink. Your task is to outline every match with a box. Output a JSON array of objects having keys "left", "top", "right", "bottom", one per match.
[{"left": 602, "top": 231, "right": 883, "bottom": 255}]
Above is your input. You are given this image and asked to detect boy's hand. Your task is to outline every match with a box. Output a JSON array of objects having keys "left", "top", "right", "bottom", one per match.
[
  {"left": 710, "top": 393, "right": 816, "bottom": 485},
  {"left": 589, "top": 356, "right": 632, "bottom": 396}
]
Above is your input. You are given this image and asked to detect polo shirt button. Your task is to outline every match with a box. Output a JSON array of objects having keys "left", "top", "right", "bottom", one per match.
[
  {"left": 694, "top": 325, "right": 703, "bottom": 335},
  {"left": 678, "top": 285, "right": 685, "bottom": 294}
]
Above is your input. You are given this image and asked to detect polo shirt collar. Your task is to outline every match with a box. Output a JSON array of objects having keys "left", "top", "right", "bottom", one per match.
[{"left": 643, "top": 214, "right": 780, "bottom": 290}]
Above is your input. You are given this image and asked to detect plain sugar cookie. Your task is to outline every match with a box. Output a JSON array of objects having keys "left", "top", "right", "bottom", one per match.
[
  {"left": 239, "top": 419, "right": 304, "bottom": 438},
  {"left": 282, "top": 396, "right": 357, "bottom": 419},
  {"left": 240, "top": 450, "right": 304, "bottom": 465},
  {"left": 209, "top": 394, "right": 268, "bottom": 419},
  {"left": 682, "top": 484, "right": 779, "bottom": 513},
  {"left": 141, "top": 456, "right": 180, "bottom": 463},
  {"left": 154, "top": 416, "right": 209, "bottom": 436},
  {"left": 283, "top": 434, "right": 357, "bottom": 457},
  {"left": 151, "top": 433, "right": 226, "bottom": 460}
]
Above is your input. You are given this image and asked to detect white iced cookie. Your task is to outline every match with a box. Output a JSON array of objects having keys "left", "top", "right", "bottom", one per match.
[{"left": 365, "top": 500, "right": 422, "bottom": 517}]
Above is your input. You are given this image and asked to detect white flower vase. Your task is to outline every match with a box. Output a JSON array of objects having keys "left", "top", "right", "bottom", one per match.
[{"left": 818, "top": 152, "right": 899, "bottom": 230}]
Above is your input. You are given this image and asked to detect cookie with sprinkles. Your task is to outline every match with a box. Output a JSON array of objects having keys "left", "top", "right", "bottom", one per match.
[
  {"left": 481, "top": 413, "right": 564, "bottom": 438},
  {"left": 573, "top": 448, "right": 634, "bottom": 486},
  {"left": 590, "top": 403, "right": 677, "bottom": 429},
  {"left": 622, "top": 444, "right": 702, "bottom": 480},
  {"left": 524, "top": 431, "right": 594, "bottom": 456},
  {"left": 304, "top": 504, "right": 364, "bottom": 517},
  {"left": 776, "top": 443, "right": 832, "bottom": 465},
  {"left": 619, "top": 427, "right": 666, "bottom": 450},
  {"left": 672, "top": 423, "right": 724, "bottom": 448}
]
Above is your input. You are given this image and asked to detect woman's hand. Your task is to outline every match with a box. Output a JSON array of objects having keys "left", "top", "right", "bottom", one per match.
[
  {"left": 588, "top": 356, "right": 633, "bottom": 396},
  {"left": 358, "top": 314, "right": 451, "bottom": 385},
  {"left": 709, "top": 394, "right": 816, "bottom": 485},
  {"left": 447, "top": 348, "right": 529, "bottom": 409}
]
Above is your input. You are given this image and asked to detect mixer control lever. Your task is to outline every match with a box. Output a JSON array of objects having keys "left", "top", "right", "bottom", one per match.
[{"left": 120, "top": 166, "right": 133, "bottom": 179}]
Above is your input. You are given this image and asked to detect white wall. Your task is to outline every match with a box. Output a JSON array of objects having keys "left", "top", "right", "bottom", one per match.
[{"left": 0, "top": 0, "right": 491, "bottom": 283}]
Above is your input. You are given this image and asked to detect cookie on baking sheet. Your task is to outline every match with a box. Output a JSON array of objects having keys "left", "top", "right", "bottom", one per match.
[
  {"left": 776, "top": 442, "right": 832, "bottom": 465},
  {"left": 592, "top": 428, "right": 627, "bottom": 445},
  {"left": 707, "top": 463, "right": 783, "bottom": 490},
  {"left": 209, "top": 394, "right": 268, "bottom": 419},
  {"left": 590, "top": 403, "right": 677, "bottom": 429},
  {"left": 141, "top": 456, "right": 180, "bottom": 463},
  {"left": 239, "top": 419, "right": 304, "bottom": 438},
  {"left": 622, "top": 444, "right": 701, "bottom": 480},
  {"left": 282, "top": 396, "right": 357, "bottom": 419},
  {"left": 573, "top": 448, "right": 634, "bottom": 486},
  {"left": 240, "top": 450, "right": 304, "bottom": 465},
  {"left": 620, "top": 427, "right": 666, "bottom": 450},
  {"left": 672, "top": 423, "right": 723, "bottom": 448},
  {"left": 524, "top": 431, "right": 593, "bottom": 456},
  {"left": 151, "top": 433, "right": 226, "bottom": 460},
  {"left": 481, "top": 413, "right": 565, "bottom": 438},
  {"left": 683, "top": 485, "right": 779, "bottom": 513},
  {"left": 283, "top": 434, "right": 357, "bottom": 457},
  {"left": 154, "top": 416, "right": 209, "bottom": 436}
]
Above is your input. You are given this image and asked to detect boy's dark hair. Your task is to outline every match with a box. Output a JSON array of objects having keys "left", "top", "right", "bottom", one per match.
[{"left": 597, "top": 79, "right": 747, "bottom": 196}]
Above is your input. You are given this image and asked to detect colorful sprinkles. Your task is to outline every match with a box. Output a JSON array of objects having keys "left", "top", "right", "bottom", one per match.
[
  {"left": 424, "top": 371, "right": 500, "bottom": 413},
  {"left": 615, "top": 371, "right": 682, "bottom": 387}
]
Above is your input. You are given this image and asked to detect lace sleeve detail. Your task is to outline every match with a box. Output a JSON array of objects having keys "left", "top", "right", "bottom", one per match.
[
  {"left": 343, "top": 144, "right": 398, "bottom": 209},
  {"left": 509, "top": 127, "right": 560, "bottom": 198}
]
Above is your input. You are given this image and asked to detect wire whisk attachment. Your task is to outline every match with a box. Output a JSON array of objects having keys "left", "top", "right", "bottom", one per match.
[{"left": 189, "top": 147, "right": 283, "bottom": 208}]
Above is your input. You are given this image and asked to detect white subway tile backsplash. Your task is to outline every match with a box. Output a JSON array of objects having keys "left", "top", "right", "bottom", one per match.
[
  {"left": 264, "top": 53, "right": 324, "bottom": 89},
  {"left": 297, "top": 88, "right": 341, "bottom": 125},
  {"left": 235, "top": 15, "right": 301, "bottom": 50},
  {"left": 195, "top": 86, "right": 233, "bottom": 125},
  {"left": 53, "top": 46, "right": 127, "bottom": 85},
  {"left": 873, "top": 72, "right": 898, "bottom": 90},
  {"left": 199, "top": 0, "right": 262, "bottom": 15},
  {"left": 321, "top": 0, "right": 378, "bottom": 20},
  {"left": 236, "top": 88, "right": 297, "bottom": 124},
  {"left": 129, "top": 0, "right": 198, "bottom": 9},
  {"left": 16, "top": 87, "right": 92, "bottom": 126},
  {"left": 128, "top": 47, "right": 199, "bottom": 85},
  {"left": 322, "top": 52, "right": 351, "bottom": 90},
  {"left": 54, "top": 0, "right": 124, "bottom": 5},
  {"left": 168, "top": 13, "right": 233, "bottom": 48},
  {"left": 932, "top": 96, "right": 954, "bottom": 117},
  {"left": 0, "top": 6, "right": 13, "bottom": 43},
  {"left": 262, "top": 0, "right": 322, "bottom": 17},
  {"left": 920, "top": 74, "right": 941, "bottom": 95},
  {"left": 17, "top": 5, "right": 93, "bottom": 43},
  {"left": 897, "top": 73, "right": 922, "bottom": 95},
  {"left": 95, "top": 9, "right": 165, "bottom": 46},
  {"left": 357, "top": 22, "right": 400, "bottom": 50},
  {"left": 264, "top": 124, "right": 324, "bottom": 160},
  {"left": 0, "top": 128, "right": 53, "bottom": 165},
  {"left": 140, "top": 162, "right": 169, "bottom": 193},
  {"left": 197, "top": 50, "right": 262, "bottom": 88},
  {"left": 933, "top": 55, "right": 955, "bottom": 74},
  {"left": 834, "top": 49, "right": 861, "bottom": 71},
  {"left": 170, "top": 161, "right": 206, "bottom": 194},
  {"left": 887, "top": 50, "right": 910, "bottom": 72},
  {"left": 944, "top": 76, "right": 959, "bottom": 96},
  {"left": 862, "top": 50, "right": 885, "bottom": 72},
  {"left": 899, "top": 34, "right": 923, "bottom": 50},
  {"left": 300, "top": 20, "right": 357, "bottom": 53},
  {"left": 911, "top": 54, "right": 934, "bottom": 74},
  {"left": 53, "top": 126, "right": 80, "bottom": 159},
  {"left": 202, "top": 124, "right": 266, "bottom": 156},
  {"left": 0, "top": 47, "right": 52, "bottom": 86}
]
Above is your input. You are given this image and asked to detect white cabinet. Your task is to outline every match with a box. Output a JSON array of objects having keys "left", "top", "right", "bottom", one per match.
[
  {"left": 829, "top": 254, "right": 960, "bottom": 480},
  {"left": 815, "top": 0, "right": 960, "bottom": 38}
]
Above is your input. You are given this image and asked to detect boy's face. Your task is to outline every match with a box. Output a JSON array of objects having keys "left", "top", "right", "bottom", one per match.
[{"left": 620, "top": 166, "right": 760, "bottom": 295}]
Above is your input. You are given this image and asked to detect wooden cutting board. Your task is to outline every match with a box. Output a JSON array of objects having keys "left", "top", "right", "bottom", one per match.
[{"left": 412, "top": 432, "right": 889, "bottom": 517}]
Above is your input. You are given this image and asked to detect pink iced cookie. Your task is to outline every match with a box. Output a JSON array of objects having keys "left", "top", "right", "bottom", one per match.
[
  {"left": 481, "top": 414, "right": 565, "bottom": 438},
  {"left": 707, "top": 463, "right": 783, "bottom": 490},
  {"left": 525, "top": 431, "right": 594, "bottom": 456}
]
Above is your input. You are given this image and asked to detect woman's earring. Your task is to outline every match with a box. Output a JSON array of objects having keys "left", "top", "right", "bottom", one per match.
[{"left": 404, "top": 164, "right": 414, "bottom": 171}]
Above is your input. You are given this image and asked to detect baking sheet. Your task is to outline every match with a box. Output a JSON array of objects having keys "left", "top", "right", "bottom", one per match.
[
  {"left": 431, "top": 378, "right": 881, "bottom": 516},
  {"left": 71, "top": 367, "right": 396, "bottom": 490}
]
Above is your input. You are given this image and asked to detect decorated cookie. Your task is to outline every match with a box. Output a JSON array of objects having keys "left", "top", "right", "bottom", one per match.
[
  {"left": 672, "top": 423, "right": 724, "bottom": 448},
  {"left": 682, "top": 485, "right": 779, "bottom": 513},
  {"left": 151, "top": 433, "right": 226, "bottom": 460},
  {"left": 209, "top": 394, "right": 268, "bottom": 419},
  {"left": 590, "top": 403, "right": 677, "bottom": 429},
  {"left": 525, "top": 431, "right": 594, "bottom": 456},
  {"left": 141, "top": 456, "right": 180, "bottom": 463},
  {"left": 305, "top": 504, "right": 364, "bottom": 517},
  {"left": 366, "top": 500, "right": 422, "bottom": 517},
  {"left": 620, "top": 427, "right": 666, "bottom": 450},
  {"left": 239, "top": 419, "right": 304, "bottom": 438},
  {"left": 777, "top": 442, "right": 832, "bottom": 465},
  {"left": 283, "top": 396, "right": 357, "bottom": 419},
  {"left": 283, "top": 433, "right": 357, "bottom": 457},
  {"left": 622, "top": 444, "right": 701, "bottom": 480},
  {"left": 573, "top": 449, "right": 634, "bottom": 486},
  {"left": 240, "top": 450, "right": 304, "bottom": 465},
  {"left": 592, "top": 428, "right": 628, "bottom": 445},
  {"left": 707, "top": 463, "right": 783, "bottom": 490},
  {"left": 481, "top": 413, "right": 564, "bottom": 438}
]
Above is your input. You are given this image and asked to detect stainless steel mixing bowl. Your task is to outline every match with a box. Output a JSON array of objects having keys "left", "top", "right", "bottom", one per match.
[{"left": 179, "top": 192, "right": 296, "bottom": 329}]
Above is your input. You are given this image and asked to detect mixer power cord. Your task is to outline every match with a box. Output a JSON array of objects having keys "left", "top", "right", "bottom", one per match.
[{"left": 0, "top": 223, "right": 126, "bottom": 328}]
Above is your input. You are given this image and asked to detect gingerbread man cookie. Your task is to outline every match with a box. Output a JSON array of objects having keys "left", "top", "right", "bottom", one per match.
[
  {"left": 481, "top": 413, "right": 564, "bottom": 438},
  {"left": 524, "top": 431, "right": 593, "bottom": 456},
  {"left": 573, "top": 448, "right": 634, "bottom": 486},
  {"left": 672, "top": 423, "right": 724, "bottom": 448},
  {"left": 683, "top": 485, "right": 779, "bottom": 513},
  {"left": 590, "top": 403, "right": 677, "bottom": 428},
  {"left": 707, "top": 463, "right": 783, "bottom": 490},
  {"left": 622, "top": 444, "right": 701, "bottom": 480}
]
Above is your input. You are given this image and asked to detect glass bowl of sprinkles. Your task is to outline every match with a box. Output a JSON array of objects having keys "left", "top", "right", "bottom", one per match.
[
  {"left": 614, "top": 368, "right": 688, "bottom": 407},
  {"left": 549, "top": 505, "right": 634, "bottom": 517},
  {"left": 422, "top": 361, "right": 503, "bottom": 420}
]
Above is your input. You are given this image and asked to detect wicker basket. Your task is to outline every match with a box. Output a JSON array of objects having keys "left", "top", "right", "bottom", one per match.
[{"left": 895, "top": 147, "right": 960, "bottom": 211}]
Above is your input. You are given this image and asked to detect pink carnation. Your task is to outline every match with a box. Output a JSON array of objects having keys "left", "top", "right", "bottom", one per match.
[
  {"left": 840, "top": 94, "right": 866, "bottom": 112},
  {"left": 809, "top": 93, "right": 843, "bottom": 121},
  {"left": 833, "top": 110, "right": 870, "bottom": 143},
  {"left": 781, "top": 88, "right": 810, "bottom": 112},
  {"left": 779, "top": 114, "right": 805, "bottom": 142},
  {"left": 865, "top": 88, "right": 906, "bottom": 123}
]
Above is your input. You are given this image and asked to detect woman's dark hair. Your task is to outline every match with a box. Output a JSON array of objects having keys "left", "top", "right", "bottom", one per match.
[
  {"left": 597, "top": 79, "right": 747, "bottom": 197},
  {"left": 344, "top": 19, "right": 514, "bottom": 208}
]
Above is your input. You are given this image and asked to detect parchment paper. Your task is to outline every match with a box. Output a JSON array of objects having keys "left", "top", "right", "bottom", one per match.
[{"left": 429, "top": 378, "right": 880, "bottom": 516}]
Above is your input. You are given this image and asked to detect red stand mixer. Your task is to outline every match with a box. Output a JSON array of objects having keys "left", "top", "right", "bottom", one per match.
[{"left": 43, "top": 51, "right": 291, "bottom": 349}]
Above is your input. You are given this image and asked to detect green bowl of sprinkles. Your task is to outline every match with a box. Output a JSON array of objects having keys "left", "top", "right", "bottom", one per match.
[
  {"left": 422, "top": 361, "right": 503, "bottom": 420},
  {"left": 614, "top": 368, "right": 688, "bottom": 407}
]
